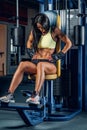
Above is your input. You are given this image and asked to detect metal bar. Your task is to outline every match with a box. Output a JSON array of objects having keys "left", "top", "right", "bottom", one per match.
[
  {"left": 0, "top": 102, "right": 43, "bottom": 110},
  {"left": 78, "top": 0, "right": 86, "bottom": 110},
  {"left": 16, "top": 0, "right": 19, "bottom": 28},
  {"left": 48, "top": 0, "right": 53, "bottom": 10}
]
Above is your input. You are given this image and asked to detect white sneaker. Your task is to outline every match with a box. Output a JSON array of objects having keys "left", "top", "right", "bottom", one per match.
[
  {"left": 0, "top": 93, "right": 15, "bottom": 103},
  {"left": 26, "top": 95, "right": 40, "bottom": 105}
]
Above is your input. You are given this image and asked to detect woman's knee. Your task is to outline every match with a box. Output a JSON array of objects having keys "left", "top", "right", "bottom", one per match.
[
  {"left": 37, "top": 62, "right": 56, "bottom": 73},
  {"left": 19, "top": 61, "right": 24, "bottom": 67},
  {"left": 18, "top": 61, "right": 28, "bottom": 71},
  {"left": 37, "top": 62, "right": 45, "bottom": 69}
]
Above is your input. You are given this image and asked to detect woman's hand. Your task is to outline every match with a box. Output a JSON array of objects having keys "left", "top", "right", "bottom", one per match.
[
  {"left": 26, "top": 48, "right": 35, "bottom": 59},
  {"left": 51, "top": 51, "right": 65, "bottom": 61},
  {"left": 32, "top": 52, "right": 42, "bottom": 59},
  {"left": 32, "top": 53, "right": 38, "bottom": 59}
]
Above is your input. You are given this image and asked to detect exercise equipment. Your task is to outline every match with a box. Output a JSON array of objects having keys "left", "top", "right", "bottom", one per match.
[
  {"left": 74, "top": 25, "right": 85, "bottom": 46},
  {"left": 0, "top": 70, "right": 81, "bottom": 126},
  {"left": 0, "top": 10, "right": 82, "bottom": 126},
  {"left": 0, "top": 101, "right": 44, "bottom": 126},
  {"left": 13, "top": 26, "right": 24, "bottom": 46}
]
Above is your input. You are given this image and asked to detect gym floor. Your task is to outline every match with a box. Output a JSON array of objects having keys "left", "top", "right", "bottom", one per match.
[
  {"left": 0, "top": 110, "right": 87, "bottom": 130},
  {"left": 0, "top": 76, "right": 87, "bottom": 130}
]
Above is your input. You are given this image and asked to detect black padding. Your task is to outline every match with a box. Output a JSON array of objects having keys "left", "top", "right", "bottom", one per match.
[
  {"left": 74, "top": 25, "right": 85, "bottom": 46},
  {"left": 13, "top": 27, "right": 23, "bottom": 46}
]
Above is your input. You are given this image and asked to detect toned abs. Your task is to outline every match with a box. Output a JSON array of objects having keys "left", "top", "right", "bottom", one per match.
[{"left": 32, "top": 48, "right": 55, "bottom": 60}]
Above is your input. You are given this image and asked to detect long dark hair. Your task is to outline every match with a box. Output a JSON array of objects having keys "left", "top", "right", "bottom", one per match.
[{"left": 31, "top": 13, "right": 50, "bottom": 51}]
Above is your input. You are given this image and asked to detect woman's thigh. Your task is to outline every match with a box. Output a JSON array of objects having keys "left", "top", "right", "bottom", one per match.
[
  {"left": 37, "top": 62, "right": 57, "bottom": 74},
  {"left": 19, "top": 61, "right": 37, "bottom": 74}
]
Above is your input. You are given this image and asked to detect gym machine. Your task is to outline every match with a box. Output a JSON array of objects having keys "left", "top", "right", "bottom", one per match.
[{"left": 0, "top": 0, "right": 85, "bottom": 126}]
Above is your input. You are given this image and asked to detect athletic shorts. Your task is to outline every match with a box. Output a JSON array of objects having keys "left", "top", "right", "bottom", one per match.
[
  {"left": 31, "top": 59, "right": 56, "bottom": 66},
  {"left": 22, "top": 58, "right": 56, "bottom": 66}
]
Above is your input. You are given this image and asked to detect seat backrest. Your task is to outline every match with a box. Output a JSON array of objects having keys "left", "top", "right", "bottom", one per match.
[
  {"left": 56, "top": 14, "right": 61, "bottom": 77},
  {"left": 44, "top": 10, "right": 61, "bottom": 77}
]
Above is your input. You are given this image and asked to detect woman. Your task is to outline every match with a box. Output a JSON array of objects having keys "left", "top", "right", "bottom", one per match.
[{"left": 0, "top": 12, "right": 72, "bottom": 104}]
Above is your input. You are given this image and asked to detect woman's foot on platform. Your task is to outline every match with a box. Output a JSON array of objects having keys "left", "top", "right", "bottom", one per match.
[
  {"left": 26, "top": 91, "right": 40, "bottom": 105},
  {"left": 0, "top": 93, "right": 15, "bottom": 103}
]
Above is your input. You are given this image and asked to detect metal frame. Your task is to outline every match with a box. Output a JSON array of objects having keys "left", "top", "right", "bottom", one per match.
[{"left": 0, "top": 77, "right": 82, "bottom": 126}]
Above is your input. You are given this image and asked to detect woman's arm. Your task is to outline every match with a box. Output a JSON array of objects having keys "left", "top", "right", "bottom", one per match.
[
  {"left": 26, "top": 31, "right": 34, "bottom": 48},
  {"left": 51, "top": 27, "right": 72, "bottom": 61},
  {"left": 26, "top": 31, "right": 35, "bottom": 59},
  {"left": 55, "top": 27, "right": 72, "bottom": 54}
]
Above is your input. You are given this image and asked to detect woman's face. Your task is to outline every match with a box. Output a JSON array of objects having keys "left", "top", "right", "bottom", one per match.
[{"left": 37, "top": 23, "right": 47, "bottom": 35}]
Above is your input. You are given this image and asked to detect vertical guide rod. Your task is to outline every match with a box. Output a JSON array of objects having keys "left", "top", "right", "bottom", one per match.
[
  {"left": 16, "top": 0, "right": 21, "bottom": 63},
  {"left": 16, "top": 0, "right": 19, "bottom": 28},
  {"left": 78, "top": 0, "right": 85, "bottom": 110}
]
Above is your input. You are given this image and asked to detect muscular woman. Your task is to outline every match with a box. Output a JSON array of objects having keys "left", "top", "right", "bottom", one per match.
[{"left": 0, "top": 12, "right": 72, "bottom": 104}]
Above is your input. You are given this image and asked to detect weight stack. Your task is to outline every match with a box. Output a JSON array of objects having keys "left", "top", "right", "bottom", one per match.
[{"left": 53, "top": 69, "right": 71, "bottom": 97}]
